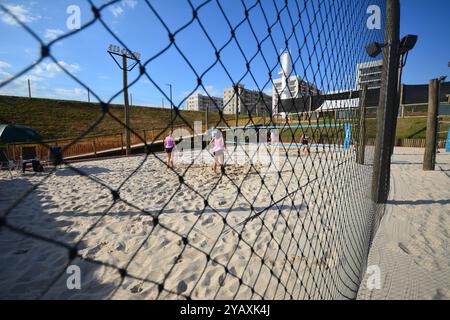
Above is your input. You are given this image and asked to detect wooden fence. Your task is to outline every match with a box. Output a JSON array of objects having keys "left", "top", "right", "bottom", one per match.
[
  {"left": 366, "top": 138, "right": 446, "bottom": 148},
  {"left": 6, "top": 124, "right": 193, "bottom": 161},
  {"left": 5, "top": 116, "right": 266, "bottom": 161}
]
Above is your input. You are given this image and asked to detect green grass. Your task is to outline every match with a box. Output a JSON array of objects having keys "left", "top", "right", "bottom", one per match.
[
  {"left": 366, "top": 117, "right": 449, "bottom": 139},
  {"left": 0, "top": 95, "right": 234, "bottom": 140},
  {"left": 1, "top": 95, "right": 449, "bottom": 142},
  {"left": 277, "top": 116, "right": 449, "bottom": 143}
]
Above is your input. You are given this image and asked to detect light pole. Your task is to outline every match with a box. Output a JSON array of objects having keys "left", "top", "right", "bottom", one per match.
[
  {"left": 366, "top": 20, "right": 417, "bottom": 204},
  {"left": 108, "top": 44, "right": 141, "bottom": 156},
  {"left": 166, "top": 84, "right": 173, "bottom": 131}
]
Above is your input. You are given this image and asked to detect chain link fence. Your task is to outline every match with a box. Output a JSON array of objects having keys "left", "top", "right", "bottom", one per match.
[{"left": 0, "top": 0, "right": 385, "bottom": 299}]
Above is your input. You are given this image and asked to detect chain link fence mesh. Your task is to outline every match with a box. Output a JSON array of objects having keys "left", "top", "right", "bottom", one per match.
[{"left": 0, "top": 0, "right": 385, "bottom": 299}]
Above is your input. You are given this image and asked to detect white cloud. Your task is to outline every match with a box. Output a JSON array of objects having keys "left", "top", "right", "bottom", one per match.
[
  {"left": 263, "top": 88, "right": 273, "bottom": 96},
  {"left": 0, "top": 60, "right": 81, "bottom": 98},
  {"left": 0, "top": 4, "right": 40, "bottom": 26},
  {"left": 54, "top": 87, "right": 84, "bottom": 99},
  {"left": 33, "top": 61, "right": 80, "bottom": 78},
  {"left": 203, "top": 85, "right": 222, "bottom": 97},
  {"left": 0, "top": 61, "right": 11, "bottom": 69},
  {"left": 44, "top": 28, "right": 64, "bottom": 41},
  {"left": 0, "top": 63, "right": 44, "bottom": 97},
  {"left": 183, "top": 85, "right": 222, "bottom": 98}
]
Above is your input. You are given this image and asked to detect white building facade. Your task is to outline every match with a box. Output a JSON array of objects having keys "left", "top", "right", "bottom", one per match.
[
  {"left": 186, "top": 93, "right": 223, "bottom": 112},
  {"left": 223, "top": 85, "right": 272, "bottom": 115},
  {"left": 356, "top": 60, "right": 383, "bottom": 90},
  {"left": 272, "top": 76, "right": 320, "bottom": 113}
]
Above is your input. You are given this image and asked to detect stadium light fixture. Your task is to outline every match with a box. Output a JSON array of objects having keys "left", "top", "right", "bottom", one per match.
[
  {"left": 365, "top": 34, "right": 417, "bottom": 59},
  {"left": 365, "top": 42, "right": 387, "bottom": 58},
  {"left": 399, "top": 34, "right": 418, "bottom": 55}
]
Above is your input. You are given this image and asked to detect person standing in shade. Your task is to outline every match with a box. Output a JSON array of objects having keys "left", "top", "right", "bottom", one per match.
[{"left": 164, "top": 131, "right": 175, "bottom": 168}]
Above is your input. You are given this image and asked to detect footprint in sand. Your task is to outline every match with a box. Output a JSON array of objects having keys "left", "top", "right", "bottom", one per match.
[
  {"left": 398, "top": 242, "right": 411, "bottom": 255},
  {"left": 130, "top": 283, "right": 143, "bottom": 294},
  {"left": 177, "top": 280, "right": 188, "bottom": 294},
  {"left": 202, "top": 216, "right": 214, "bottom": 226}
]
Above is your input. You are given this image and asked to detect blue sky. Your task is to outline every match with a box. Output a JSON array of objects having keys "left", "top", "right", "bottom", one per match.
[
  {"left": 0, "top": 0, "right": 447, "bottom": 108},
  {"left": 400, "top": 0, "right": 450, "bottom": 84}
]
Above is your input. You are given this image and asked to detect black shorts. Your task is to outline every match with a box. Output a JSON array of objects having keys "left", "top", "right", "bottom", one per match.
[
  {"left": 165, "top": 147, "right": 173, "bottom": 154},
  {"left": 302, "top": 140, "right": 308, "bottom": 145}
]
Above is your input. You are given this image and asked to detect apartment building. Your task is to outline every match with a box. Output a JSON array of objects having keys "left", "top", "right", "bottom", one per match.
[
  {"left": 223, "top": 84, "right": 272, "bottom": 115},
  {"left": 356, "top": 60, "right": 383, "bottom": 90},
  {"left": 186, "top": 93, "right": 223, "bottom": 112},
  {"left": 272, "top": 76, "right": 321, "bottom": 113}
]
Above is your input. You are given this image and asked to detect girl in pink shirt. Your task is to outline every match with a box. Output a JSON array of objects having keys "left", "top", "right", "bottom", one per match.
[
  {"left": 210, "top": 129, "right": 226, "bottom": 173},
  {"left": 164, "top": 132, "right": 175, "bottom": 168}
]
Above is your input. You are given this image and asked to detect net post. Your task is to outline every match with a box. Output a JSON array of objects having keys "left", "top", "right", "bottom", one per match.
[
  {"left": 357, "top": 85, "right": 368, "bottom": 164},
  {"left": 423, "top": 78, "right": 440, "bottom": 170},
  {"left": 371, "top": 0, "right": 400, "bottom": 204}
]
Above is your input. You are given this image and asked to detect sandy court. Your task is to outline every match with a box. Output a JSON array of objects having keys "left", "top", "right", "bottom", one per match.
[
  {"left": 357, "top": 148, "right": 450, "bottom": 300},
  {"left": 1, "top": 143, "right": 373, "bottom": 299}
]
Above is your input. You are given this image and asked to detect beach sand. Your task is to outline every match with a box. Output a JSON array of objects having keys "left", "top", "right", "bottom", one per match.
[
  {"left": 0, "top": 143, "right": 374, "bottom": 300},
  {"left": 357, "top": 148, "right": 450, "bottom": 300}
]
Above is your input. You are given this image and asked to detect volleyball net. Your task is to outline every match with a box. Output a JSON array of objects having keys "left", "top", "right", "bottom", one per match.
[
  {"left": 212, "top": 123, "right": 353, "bottom": 150},
  {"left": 0, "top": 0, "right": 385, "bottom": 300}
]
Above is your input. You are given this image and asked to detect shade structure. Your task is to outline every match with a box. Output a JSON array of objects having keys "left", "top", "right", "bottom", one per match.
[{"left": 0, "top": 124, "right": 42, "bottom": 144}]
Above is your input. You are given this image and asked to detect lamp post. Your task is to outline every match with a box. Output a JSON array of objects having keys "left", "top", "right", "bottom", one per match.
[
  {"left": 366, "top": 0, "right": 401, "bottom": 204},
  {"left": 365, "top": 9, "right": 417, "bottom": 203},
  {"left": 28, "top": 78, "right": 31, "bottom": 98},
  {"left": 166, "top": 84, "right": 173, "bottom": 131},
  {"left": 107, "top": 44, "right": 141, "bottom": 156}
]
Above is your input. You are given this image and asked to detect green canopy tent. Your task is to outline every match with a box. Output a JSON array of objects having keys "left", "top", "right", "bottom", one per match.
[
  {"left": 0, "top": 124, "right": 43, "bottom": 162},
  {"left": 0, "top": 124, "right": 42, "bottom": 144}
]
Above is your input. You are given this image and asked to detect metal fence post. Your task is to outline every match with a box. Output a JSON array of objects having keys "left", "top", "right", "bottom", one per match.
[
  {"left": 206, "top": 107, "right": 209, "bottom": 132},
  {"left": 357, "top": 85, "right": 368, "bottom": 165},
  {"left": 423, "top": 79, "right": 440, "bottom": 170},
  {"left": 400, "top": 84, "right": 405, "bottom": 118},
  {"left": 92, "top": 138, "right": 97, "bottom": 157},
  {"left": 371, "top": 0, "right": 400, "bottom": 204},
  {"left": 120, "top": 133, "right": 124, "bottom": 155}
]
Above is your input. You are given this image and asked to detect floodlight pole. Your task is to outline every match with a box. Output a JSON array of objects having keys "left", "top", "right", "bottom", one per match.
[
  {"left": 205, "top": 106, "right": 209, "bottom": 132},
  {"left": 108, "top": 45, "right": 140, "bottom": 156},
  {"left": 371, "top": 0, "right": 400, "bottom": 204},
  {"left": 122, "top": 54, "right": 131, "bottom": 156},
  {"left": 167, "top": 84, "right": 173, "bottom": 131},
  {"left": 28, "top": 79, "right": 31, "bottom": 98},
  {"left": 235, "top": 85, "right": 239, "bottom": 127}
]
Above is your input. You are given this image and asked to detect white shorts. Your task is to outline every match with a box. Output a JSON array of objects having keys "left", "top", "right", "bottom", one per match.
[{"left": 214, "top": 150, "right": 224, "bottom": 157}]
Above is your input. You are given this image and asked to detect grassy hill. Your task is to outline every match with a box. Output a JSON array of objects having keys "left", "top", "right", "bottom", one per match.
[
  {"left": 1, "top": 95, "right": 448, "bottom": 142},
  {"left": 0, "top": 95, "right": 236, "bottom": 140},
  {"left": 366, "top": 117, "right": 449, "bottom": 140}
]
